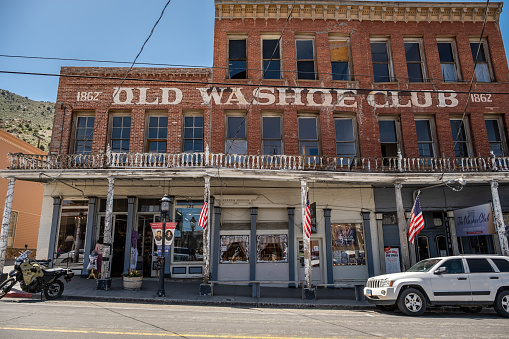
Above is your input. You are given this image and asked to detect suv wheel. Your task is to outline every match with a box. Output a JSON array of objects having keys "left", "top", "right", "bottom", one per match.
[
  {"left": 494, "top": 290, "right": 509, "bottom": 318},
  {"left": 397, "top": 288, "right": 427, "bottom": 316}
]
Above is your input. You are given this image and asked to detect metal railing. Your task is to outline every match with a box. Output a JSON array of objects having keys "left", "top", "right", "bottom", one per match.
[{"left": 8, "top": 147, "right": 509, "bottom": 173}]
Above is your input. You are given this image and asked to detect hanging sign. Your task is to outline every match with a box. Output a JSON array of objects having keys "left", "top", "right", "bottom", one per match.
[
  {"left": 150, "top": 222, "right": 177, "bottom": 257},
  {"left": 454, "top": 203, "right": 495, "bottom": 237}
]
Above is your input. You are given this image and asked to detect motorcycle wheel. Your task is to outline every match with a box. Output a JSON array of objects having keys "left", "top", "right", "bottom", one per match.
[
  {"left": 0, "top": 278, "right": 16, "bottom": 299},
  {"left": 44, "top": 280, "right": 64, "bottom": 300}
]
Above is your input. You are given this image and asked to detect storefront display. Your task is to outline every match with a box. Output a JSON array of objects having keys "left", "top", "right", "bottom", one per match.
[
  {"left": 220, "top": 235, "right": 249, "bottom": 263},
  {"left": 331, "top": 223, "right": 365, "bottom": 266},
  {"left": 257, "top": 235, "right": 288, "bottom": 262}
]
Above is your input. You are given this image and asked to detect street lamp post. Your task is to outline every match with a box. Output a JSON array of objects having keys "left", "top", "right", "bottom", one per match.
[{"left": 157, "top": 194, "right": 171, "bottom": 297}]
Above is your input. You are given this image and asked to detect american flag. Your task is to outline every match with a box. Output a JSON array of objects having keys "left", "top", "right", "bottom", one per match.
[
  {"left": 408, "top": 195, "right": 425, "bottom": 245},
  {"left": 198, "top": 201, "right": 208, "bottom": 230},
  {"left": 303, "top": 193, "right": 311, "bottom": 239}
]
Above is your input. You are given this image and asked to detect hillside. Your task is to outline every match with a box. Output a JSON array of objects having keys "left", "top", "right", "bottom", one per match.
[{"left": 0, "top": 89, "right": 54, "bottom": 151}]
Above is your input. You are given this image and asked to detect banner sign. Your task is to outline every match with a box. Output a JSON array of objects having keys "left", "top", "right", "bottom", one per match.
[
  {"left": 150, "top": 222, "right": 177, "bottom": 257},
  {"left": 454, "top": 203, "right": 495, "bottom": 237}
]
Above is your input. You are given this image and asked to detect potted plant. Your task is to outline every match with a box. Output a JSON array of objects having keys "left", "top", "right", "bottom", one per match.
[{"left": 122, "top": 269, "right": 142, "bottom": 290}]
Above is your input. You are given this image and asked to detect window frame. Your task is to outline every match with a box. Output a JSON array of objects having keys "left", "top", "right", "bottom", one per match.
[
  {"left": 404, "top": 38, "right": 427, "bottom": 82},
  {"left": 261, "top": 113, "right": 283, "bottom": 156},
  {"left": 228, "top": 36, "right": 248, "bottom": 79},
  {"left": 225, "top": 113, "right": 247, "bottom": 155},
  {"left": 378, "top": 117, "right": 403, "bottom": 157},
  {"left": 370, "top": 38, "right": 395, "bottom": 83},
  {"left": 182, "top": 111, "right": 204, "bottom": 153},
  {"left": 414, "top": 116, "right": 438, "bottom": 158},
  {"left": 108, "top": 112, "right": 132, "bottom": 153},
  {"left": 295, "top": 36, "right": 317, "bottom": 80},
  {"left": 450, "top": 117, "right": 473, "bottom": 157},
  {"left": 470, "top": 37, "right": 494, "bottom": 83},
  {"left": 484, "top": 115, "right": 508, "bottom": 157},
  {"left": 329, "top": 35, "right": 352, "bottom": 81},
  {"left": 70, "top": 111, "right": 95, "bottom": 155},
  {"left": 145, "top": 112, "right": 168, "bottom": 153},
  {"left": 334, "top": 114, "right": 358, "bottom": 159},
  {"left": 298, "top": 114, "right": 320, "bottom": 157},
  {"left": 261, "top": 36, "right": 282, "bottom": 80},
  {"left": 437, "top": 38, "right": 462, "bottom": 82}
]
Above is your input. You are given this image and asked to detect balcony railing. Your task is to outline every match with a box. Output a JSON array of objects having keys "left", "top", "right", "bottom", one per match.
[{"left": 8, "top": 148, "right": 509, "bottom": 173}]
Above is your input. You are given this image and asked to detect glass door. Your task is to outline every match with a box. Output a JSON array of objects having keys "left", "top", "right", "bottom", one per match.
[{"left": 297, "top": 239, "right": 323, "bottom": 283}]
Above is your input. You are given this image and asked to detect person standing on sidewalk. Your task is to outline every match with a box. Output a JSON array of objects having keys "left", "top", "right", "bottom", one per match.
[{"left": 94, "top": 239, "right": 103, "bottom": 278}]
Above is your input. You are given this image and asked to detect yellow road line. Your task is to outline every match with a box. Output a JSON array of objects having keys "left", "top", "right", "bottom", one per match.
[{"left": 0, "top": 327, "right": 370, "bottom": 339}]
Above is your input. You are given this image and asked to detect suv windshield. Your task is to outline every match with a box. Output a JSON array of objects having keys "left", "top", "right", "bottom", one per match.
[{"left": 407, "top": 258, "right": 441, "bottom": 272}]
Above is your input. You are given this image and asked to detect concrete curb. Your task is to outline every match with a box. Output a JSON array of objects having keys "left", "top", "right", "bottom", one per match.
[{"left": 60, "top": 294, "right": 376, "bottom": 310}]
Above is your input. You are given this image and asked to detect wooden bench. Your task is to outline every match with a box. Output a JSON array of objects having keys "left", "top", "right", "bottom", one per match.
[
  {"left": 210, "top": 280, "right": 306, "bottom": 298},
  {"left": 314, "top": 280, "right": 366, "bottom": 300}
]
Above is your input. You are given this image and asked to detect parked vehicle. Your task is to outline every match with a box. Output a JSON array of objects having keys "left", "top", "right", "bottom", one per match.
[
  {"left": 0, "top": 247, "right": 74, "bottom": 300},
  {"left": 364, "top": 255, "right": 509, "bottom": 317}
]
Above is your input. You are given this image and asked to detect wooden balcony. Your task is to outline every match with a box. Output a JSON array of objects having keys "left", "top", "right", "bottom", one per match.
[{"left": 7, "top": 148, "right": 509, "bottom": 174}]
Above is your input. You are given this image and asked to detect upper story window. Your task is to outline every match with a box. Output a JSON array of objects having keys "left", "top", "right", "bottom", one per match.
[
  {"left": 404, "top": 39, "right": 426, "bottom": 82},
  {"left": 298, "top": 116, "right": 320, "bottom": 156},
  {"left": 110, "top": 115, "right": 131, "bottom": 152},
  {"left": 415, "top": 118, "right": 437, "bottom": 157},
  {"left": 146, "top": 115, "right": 167, "bottom": 153},
  {"left": 262, "top": 38, "right": 281, "bottom": 79},
  {"left": 371, "top": 39, "right": 394, "bottom": 82},
  {"left": 438, "top": 39, "right": 461, "bottom": 82},
  {"left": 296, "top": 38, "right": 316, "bottom": 80},
  {"left": 262, "top": 115, "right": 282, "bottom": 155},
  {"left": 225, "top": 115, "right": 247, "bottom": 155},
  {"left": 330, "top": 37, "right": 351, "bottom": 81},
  {"left": 378, "top": 118, "right": 401, "bottom": 157},
  {"left": 450, "top": 118, "right": 471, "bottom": 157},
  {"left": 334, "top": 117, "right": 356, "bottom": 158},
  {"left": 228, "top": 38, "right": 247, "bottom": 79},
  {"left": 471, "top": 38, "right": 493, "bottom": 82},
  {"left": 485, "top": 116, "right": 507, "bottom": 156},
  {"left": 183, "top": 114, "right": 204, "bottom": 153},
  {"left": 72, "top": 114, "right": 95, "bottom": 154}
]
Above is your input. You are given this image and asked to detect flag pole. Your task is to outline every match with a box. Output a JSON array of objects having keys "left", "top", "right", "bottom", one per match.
[{"left": 203, "top": 176, "right": 210, "bottom": 284}]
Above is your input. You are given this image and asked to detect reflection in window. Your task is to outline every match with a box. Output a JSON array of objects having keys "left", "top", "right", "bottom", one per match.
[
  {"left": 331, "top": 223, "right": 365, "bottom": 266},
  {"left": 415, "top": 119, "right": 434, "bottom": 157},
  {"left": 450, "top": 119, "right": 469, "bottom": 157},
  {"left": 471, "top": 41, "right": 492, "bottom": 82},
  {"left": 371, "top": 41, "right": 392, "bottom": 82},
  {"left": 439, "top": 259, "right": 465, "bottom": 274},
  {"left": 74, "top": 116, "right": 95, "bottom": 154},
  {"left": 183, "top": 116, "right": 204, "bottom": 153},
  {"left": 335, "top": 118, "right": 356, "bottom": 159},
  {"left": 438, "top": 41, "right": 459, "bottom": 82},
  {"left": 405, "top": 41, "right": 425, "bottom": 82},
  {"left": 257, "top": 235, "right": 288, "bottom": 262},
  {"left": 436, "top": 235, "right": 448, "bottom": 257},
  {"left": 229, "top": 39, "right": 247, "bottom": 79},
  {"left": 262, "top": 39, "right": 281, "bottom": 79},
  {"left": 174, "top": 201, "right": 204, "bottom": 262},
  {"left": 54, "top": 203, "right": 88, "bottom": 269},
  {"left": 111, "top": 116, "right": 131, "bottom": 152},
  {"left": 417, "top": 236, "right": 430, "bottom": 261},
  {"left": 147, "top": 116, "right": 167, "bottom": 153},
  {"left": 220, "top": 235, "right": 249, "bottom": 263},
  {"left": 296, "top": 39, "right": 316, "bottom": 80},
  {"left": 262, "top": 116, "right": 282, "bottom": 155},
  {"left": 225, "top": 116, "right": 247, "bottom": 155},
  {"left": 298, "top": 117, "right": 319, "bottom": 157}
]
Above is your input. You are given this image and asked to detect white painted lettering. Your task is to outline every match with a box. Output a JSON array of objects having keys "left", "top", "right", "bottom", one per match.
[
  {"left": 411, "top": 91, "right": 432, "bottom": 108},
  {"left": 225, "top": 87, "right": 249, "bottom": 105},
  {"left": 334, "top": 90, "right": 357, "bottom": 108},
  {"left": 160, "top": 88, "right": 183, "bottom": 105},
  {"left": 390, "top": 91, "right": 411, "bottom": 108},
  {"left": 367, "top": 91, "right": 389, "bottom": 108},
  {"left": 253, "top": 87, "right": 276, "bottom": 105},
  {"left": 113, "top": 87, "right": 133, "bottom": 105},
  {"left": 307, "top": 89, "right": 332, "bottom": 107},
  {"left": 438, "top": 90, "right": 458, "bottom": 107},
  {"left": 277, "top": 88, "right": 303, "bottom": 105},
  {"left": 138, "top": 88, "right": 159, "bottom": 105},
  {"left": 197, "top": 87, "right": 226, "bottom": 105}
]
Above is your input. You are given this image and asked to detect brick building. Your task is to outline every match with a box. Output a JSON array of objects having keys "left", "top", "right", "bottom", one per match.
[{"left": 2, "top": 0, "right": 509, "bottom": 293}]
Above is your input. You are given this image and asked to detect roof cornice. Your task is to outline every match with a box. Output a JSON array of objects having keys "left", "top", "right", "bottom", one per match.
[{"left": 215, "top": 1, "right": 503, "bottom": 23}]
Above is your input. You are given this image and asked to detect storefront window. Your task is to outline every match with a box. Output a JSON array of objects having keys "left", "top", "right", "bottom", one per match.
[
  {"left": 174, "top": 200, "right": 204, "bottom": 262},
  {"left": 220, "top": 235, "right": 249, "bottom": 263},
  {"left": 331, "top": 223, "right": 365, "bottom": 266},
  {"left": 257, "top": 235, "right": 287, "bottom": 262},
  {"left": 54, "top": 201, "right": 88, "bottom": 269}
]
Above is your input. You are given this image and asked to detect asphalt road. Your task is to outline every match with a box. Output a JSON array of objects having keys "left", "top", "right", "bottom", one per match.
[{"left": 0, "top": 300, "right": 506, "bottom": 339}]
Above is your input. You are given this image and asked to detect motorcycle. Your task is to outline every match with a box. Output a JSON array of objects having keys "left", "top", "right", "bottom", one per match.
[{"left": 0, "top": 247, "right": 74, "bottom": 300}]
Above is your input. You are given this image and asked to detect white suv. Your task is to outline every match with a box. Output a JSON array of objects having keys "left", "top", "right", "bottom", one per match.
[{"left": 364, "top": 255, "right": 509, "bottom": 317}]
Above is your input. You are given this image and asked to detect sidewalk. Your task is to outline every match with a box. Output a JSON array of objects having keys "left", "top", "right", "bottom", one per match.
[{"left": 2, "top": 272, "right": 374, "bottom": 310}]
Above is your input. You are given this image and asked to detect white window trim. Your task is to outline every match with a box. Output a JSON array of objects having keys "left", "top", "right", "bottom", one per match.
[
  {"left": 403, "top": 37, "right": 427, "bottom": 82},
  {"left": 437, "top": 38, "right": 462, "bottom": 82},
  {"left": 470, "top": 37, "right": 494, "bottom": 82},
  {"left": 370, "top": 37, "right": 395, "bottom": 83}
]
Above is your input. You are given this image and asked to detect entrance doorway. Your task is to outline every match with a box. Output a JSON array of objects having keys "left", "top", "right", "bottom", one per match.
[
  {"left": 98, "top": 214, "right": 127, "bottom": 277},
  {"left": 297, "top": 239, "right": 323, "bottom": 283}
]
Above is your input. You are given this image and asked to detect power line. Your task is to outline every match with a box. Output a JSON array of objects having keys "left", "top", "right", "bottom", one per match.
[{"left": 2, "top": 69, "right": 508, "bottom": 96}]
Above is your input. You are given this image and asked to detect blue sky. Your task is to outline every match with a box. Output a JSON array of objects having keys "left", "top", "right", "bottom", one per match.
[{"left": 0, "top": 0, "right": 507, "bottom": 103}]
